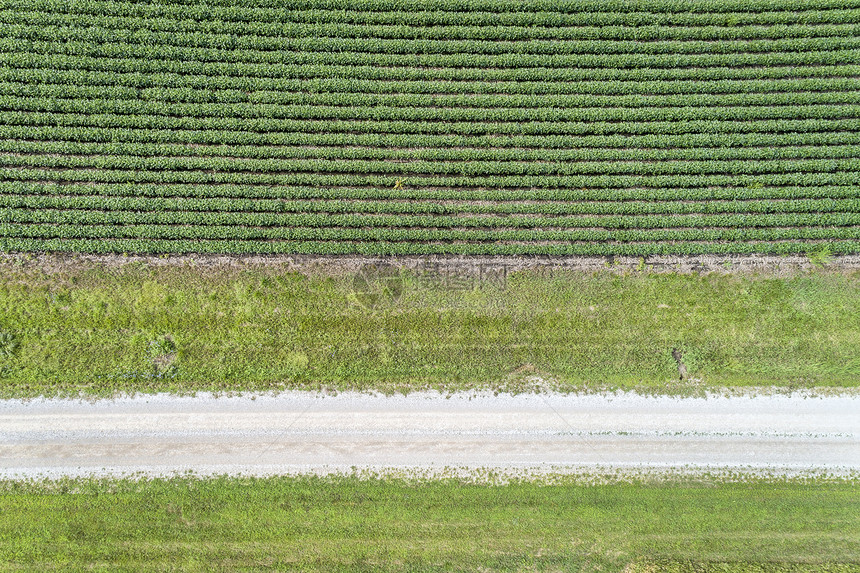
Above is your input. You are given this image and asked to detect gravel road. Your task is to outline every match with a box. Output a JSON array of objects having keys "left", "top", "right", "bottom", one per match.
[{"left": 1, "top": 391, "right": 858, "bottom": 479}]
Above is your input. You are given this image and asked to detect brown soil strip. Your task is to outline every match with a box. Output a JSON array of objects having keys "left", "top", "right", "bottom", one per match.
[{"left": 3, "top": 252, "right": 860, "bottom": 278}]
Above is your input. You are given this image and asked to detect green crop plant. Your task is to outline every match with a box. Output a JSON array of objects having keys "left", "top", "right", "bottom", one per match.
[
  {"left": 0, "top": 0, "right": 858, "bottom": 256},
  {"left": 807, "top": 244, "right": 835, "bottom": 268}
]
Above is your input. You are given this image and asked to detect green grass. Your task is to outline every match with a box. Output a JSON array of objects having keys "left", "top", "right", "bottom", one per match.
[
  {"left": 0, "top": 475, "right": 857, "bottom": 572},
  {"left": 1, "top": 259, "right": 859, "bottom": 397}
]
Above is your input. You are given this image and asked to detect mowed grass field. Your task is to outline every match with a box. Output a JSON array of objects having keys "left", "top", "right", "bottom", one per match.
[
  {"left": 1, "top": 476, "right": 858, "bottom": 572},
  {"left": 0, "top": 0, "right": 859, "bottom": 255}
]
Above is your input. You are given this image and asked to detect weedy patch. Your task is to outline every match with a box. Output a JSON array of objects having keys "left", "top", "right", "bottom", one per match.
[
  {"left": 806, "top": 245, "right": 834, "bottom": 269},
  {"left": 670, "top": 345, "right": 706, "bottom": 383},
  {"left": 500, "top": 363, "right": 562, "bottom": 394},
  {"left": 0, "top": 329, "right": 19, "bottom": 359},
  {"left": 147, "top": 334, "right": 178, "bottom": 378},
  {"left": 0, "top": 328, "right": 20, "bottom": 379},
  {"left": 282, "top": 350, "right": 309, "bottom": 376},
  {"left": 2, "top": 264, "right": 859, "bottom": 397}
]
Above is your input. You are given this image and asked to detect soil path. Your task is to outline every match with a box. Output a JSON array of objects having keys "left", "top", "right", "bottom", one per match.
[
  {"left": 5, "top": 253, "right": 860, "bottom": 278},
  {"left": 1, "top": 392, "right": 857, "bottom": 479}
]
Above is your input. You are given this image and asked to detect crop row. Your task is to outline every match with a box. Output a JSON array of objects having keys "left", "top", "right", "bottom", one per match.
[
  {"left": 5, "top": 222, "right": 860, "bottom": 246},
  {"left": 7, "top": 50, "right": 859, "bottom": 85},
  {"left": 6, "top": 206, "right": 860, "bottom": 230},
  {"left": 10, "top": 10, "right": 860, "bottom": 41},
  {"left": 3, "top": 0, "right": 856, "bottom": 257},
  {"left": 9, "top": 39, "right": 859, "bottom": 74},
  {"left": 5, "top": 140, "right": 857, "bottom": 163},
  {"left": 4, "top": 151, "right": 858, "bottom": 177},
  {"left": 3, "top": 59, "right": 855, "bottom": 87},
  {"left": 106, "top": 0, "right": 860, "bottom": 13},
  {"left": 12, "top": 0, "right": 859, "bottom": 24},
  {"left": 3, "top": 140, "right": 858, "bottom": 165},
  {"left": 7, "top": 112, "right": 858, "bottom": 137},
  {"left": 8, "top": 23, "right": 860, "bottom": 56},
  {"left": 5, "top": 194, "right": 859, "bottom": 217},
  {"left": 5, "top": 11, "right": 860, "bottom": 43},
  {"left": 5, "top": 81, "right": 860, "bottom": 109},
  {"left": 1, "top": 237, "right": 856, "bottom": 256},
  {"left": 5, "top": 67, "right": 855, "bottom": 95},
  {"left": 7, "top": 97, "right": 860, "bottom": 124},
  {"left": 6, "top": 167, "right": 857, "bottom": 188},
  {"left": 9, "top": 3, "right": 860, "bottom": 29},
  {"left": 6, "top": 182, "right": 858, "bottom": 203},
  {"left": 5, "top": 124, "right": 857, "bottom": 149}
]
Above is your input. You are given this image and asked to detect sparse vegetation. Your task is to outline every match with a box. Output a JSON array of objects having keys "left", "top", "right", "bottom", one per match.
[{"left": 146, "top": 334, "right": 178, "bottom": 378}]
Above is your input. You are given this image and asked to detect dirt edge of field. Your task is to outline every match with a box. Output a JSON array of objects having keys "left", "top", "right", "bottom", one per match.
[{"left": 3, "top": 252, "right": 860, "bottom": 278}]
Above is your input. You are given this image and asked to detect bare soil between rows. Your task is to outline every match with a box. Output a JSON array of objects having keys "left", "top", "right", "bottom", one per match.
[{"left": 4, "top": 252, "right": 860, "bottom": 278}]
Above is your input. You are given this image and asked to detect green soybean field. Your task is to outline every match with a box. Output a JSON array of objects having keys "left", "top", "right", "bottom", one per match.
[{"left": 1, "top": 0, "right": 859, "bottom": 255}]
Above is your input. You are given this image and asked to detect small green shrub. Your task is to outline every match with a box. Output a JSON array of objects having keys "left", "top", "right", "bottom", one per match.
[
  {"left": 0, "top": 329, "right": 19, "bottom": 359},
  {"left": 147, "top": 334, "right": 178, "bottom": 378}
]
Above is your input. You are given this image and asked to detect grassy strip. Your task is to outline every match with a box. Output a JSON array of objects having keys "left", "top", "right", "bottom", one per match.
[
  {"left": 0, "top": 475, "right": 857, "bottom": 571},
  {"left": 0, "top": 259, "right": 858, "bottom": 397}
]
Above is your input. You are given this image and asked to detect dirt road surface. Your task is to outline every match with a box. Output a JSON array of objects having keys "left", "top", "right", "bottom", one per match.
[{"left": 1, "top": 392, "right": 857, "bottom": 479}]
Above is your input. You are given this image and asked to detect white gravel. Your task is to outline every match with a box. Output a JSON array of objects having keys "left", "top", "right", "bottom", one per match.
[{"left": 1, "top": 391, "right": 858, "bottom": 480}]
